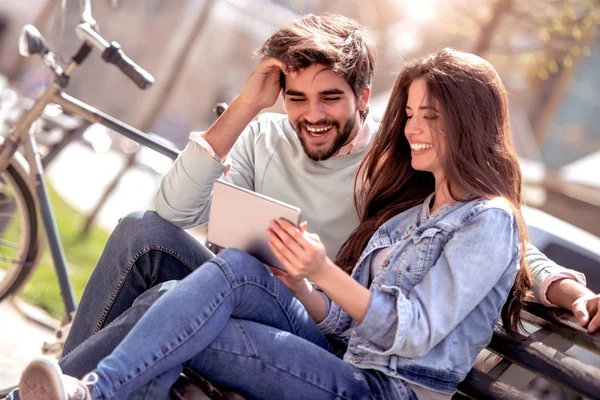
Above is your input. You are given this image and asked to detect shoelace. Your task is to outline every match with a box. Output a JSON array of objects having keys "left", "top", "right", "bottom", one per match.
[{"left": 82, "top": 372, "right": 99, "bottom": 387}]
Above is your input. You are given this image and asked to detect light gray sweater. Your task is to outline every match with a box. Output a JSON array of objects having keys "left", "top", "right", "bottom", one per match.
[{"left": 154, "top": 113, "right": 377, "bottom": 259}]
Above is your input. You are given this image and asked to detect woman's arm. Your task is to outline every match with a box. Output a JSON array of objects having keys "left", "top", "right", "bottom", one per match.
[
  {"left": 267, "top": 207, "right": 519, "bottom": 357},
  {"left": 294, "top": 282, "right": 329, "bottom": 322},
  {"left": 268, "top": 268, "right": 329, "bottom": 323},
  {"left": 311, "top": 259, "right": 371, "bottom": 323},
  {"left": 266, "top": 220, "right": 371, "bottom": 324}
]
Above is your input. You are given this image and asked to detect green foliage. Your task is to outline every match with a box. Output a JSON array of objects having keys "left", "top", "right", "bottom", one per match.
[
  {"left": 19, "top": 185, "right": 110, "bottom": 320},
  {"left": 449, "top": 0, "right": 599, "bottom": 79}
]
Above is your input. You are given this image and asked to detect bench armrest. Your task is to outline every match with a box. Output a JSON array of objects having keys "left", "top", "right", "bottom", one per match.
[
  {"left": 522, "top": 302, "right": 600, "bottom": 355},
  {"left": 488, "top": 325, "right": 600, "bottom": 399},
  {"left": 455, "top": 369, "right": 536, "bottom": 400}
]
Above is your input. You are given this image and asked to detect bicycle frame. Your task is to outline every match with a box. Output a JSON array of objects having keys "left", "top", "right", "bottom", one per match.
[{"left": 0, "top": 78, "right": 181, "bottom": 321}]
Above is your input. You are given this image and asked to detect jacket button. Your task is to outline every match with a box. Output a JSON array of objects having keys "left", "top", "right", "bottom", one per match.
[{"left": 382, "top": 259, "right": 390, "bottom": 267}]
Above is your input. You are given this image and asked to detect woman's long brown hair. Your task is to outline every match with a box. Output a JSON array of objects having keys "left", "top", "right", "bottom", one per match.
[{"left": 335, "top": 48, "right": 531, "bottom": 331}]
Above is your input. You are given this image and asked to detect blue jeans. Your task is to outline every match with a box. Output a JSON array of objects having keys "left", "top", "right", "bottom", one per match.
[
  {"left": 85, "top": 249, "right": 416, "bottom": 400},
  {"left": 62, "top": 211, "right": 214, "bottom": 359}
]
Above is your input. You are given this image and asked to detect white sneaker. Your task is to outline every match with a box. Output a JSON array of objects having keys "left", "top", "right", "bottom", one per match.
[{"left": 19, "top": 357, "right": 93, "bottom": 400}]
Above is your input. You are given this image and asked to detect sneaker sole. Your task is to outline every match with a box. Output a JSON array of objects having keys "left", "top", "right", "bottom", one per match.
[{"left": 19, "top": 358, "right": 66, "bottom": 400}]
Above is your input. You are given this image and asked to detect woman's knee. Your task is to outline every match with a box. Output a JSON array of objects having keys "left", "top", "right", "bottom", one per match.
[{"left": 216, "top": 249, "right": 271, "bottom": 280}]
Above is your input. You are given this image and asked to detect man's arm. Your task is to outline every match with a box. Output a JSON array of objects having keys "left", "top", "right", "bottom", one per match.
[
  {"left": 525, "top": 242, "right": 600, "bottom": 333},
  {"left": 153, "top": 58, "right": 287, "bottom": 227},
  {"left": 203, "top": 58, "right": 286, "bottom": 160},
  {"left": 546, "top": 279, "right": 600, "bottom": 333}
]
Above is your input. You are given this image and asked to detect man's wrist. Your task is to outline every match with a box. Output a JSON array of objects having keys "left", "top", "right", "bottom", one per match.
[
  {"left": 231, "top": 95, "right": 265, "bottom": 118},
  {"left": 201, "top": 97, "right": 259, "bottom": 160},
  {"left": 547, "top": 278, "right": 593, "bottom": 310}
]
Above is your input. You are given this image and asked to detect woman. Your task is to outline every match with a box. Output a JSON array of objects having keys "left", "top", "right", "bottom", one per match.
[{"left": 18, "top": 48, "right": 530, "bottom": 400}]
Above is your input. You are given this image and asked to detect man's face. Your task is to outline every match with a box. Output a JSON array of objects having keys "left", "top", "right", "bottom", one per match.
[{"left": 283, "top": 64, "right": 370, "bottom": 161}]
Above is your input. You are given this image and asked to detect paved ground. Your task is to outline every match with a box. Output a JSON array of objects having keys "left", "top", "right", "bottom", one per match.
[{"left": 0, "top": 299, "right": 56, "bottom": 397}]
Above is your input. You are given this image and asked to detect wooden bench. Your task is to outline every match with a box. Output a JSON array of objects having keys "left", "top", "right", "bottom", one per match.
[
  {"left": 171, "top": 303, "right": 600, "bottom": 399},
  {"left": 455, "top": 303, "right": 600, "bottom": 399}
]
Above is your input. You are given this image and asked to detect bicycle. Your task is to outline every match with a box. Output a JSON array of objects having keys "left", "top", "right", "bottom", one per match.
[{"left": 0, "top": 1, "right": 186, "bottom": 395}]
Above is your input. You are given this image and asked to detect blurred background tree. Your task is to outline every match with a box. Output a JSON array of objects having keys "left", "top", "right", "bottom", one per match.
[{"left": 447, "top": 0, "right": 600, "bottom": 143}]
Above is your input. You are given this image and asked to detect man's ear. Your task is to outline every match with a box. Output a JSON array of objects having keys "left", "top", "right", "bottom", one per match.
[{"left": 357, "top": 86, "right": 371, "bottom": 112}]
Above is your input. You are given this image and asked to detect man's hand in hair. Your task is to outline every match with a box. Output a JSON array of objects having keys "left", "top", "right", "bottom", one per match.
[
  {"left": 201, "top": 58, "right": 295, "bottom": 160},
  {"left": 238, "top": 57, "right": 294, "bottom": 112}
]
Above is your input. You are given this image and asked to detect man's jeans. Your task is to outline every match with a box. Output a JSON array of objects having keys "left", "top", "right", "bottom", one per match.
[
  {"left": 81, "top": 249, "right": 416, "bottom": 400},
  {"left": 62, "top": 210, "right": 214, "bottom": 360}
]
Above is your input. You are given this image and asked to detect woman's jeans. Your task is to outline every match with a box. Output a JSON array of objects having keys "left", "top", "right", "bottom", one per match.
[
  {"left": 46, "top": 211, "right": 414, "bottom": 399},
  {"left": 85, "top": 248, "right": 416, "bottom": 400}
]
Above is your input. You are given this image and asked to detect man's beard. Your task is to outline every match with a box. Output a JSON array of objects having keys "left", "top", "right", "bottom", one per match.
[{"left": 295, "top": 113, "right": 357, "bottom": 161}]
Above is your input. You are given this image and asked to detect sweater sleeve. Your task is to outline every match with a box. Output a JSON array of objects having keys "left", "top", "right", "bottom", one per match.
[
  {"left": 154, "top": 122, "right": 258, "bottom": 228},
  {"left": 525, "top": 242, "right": 587, "bottom": 306}
]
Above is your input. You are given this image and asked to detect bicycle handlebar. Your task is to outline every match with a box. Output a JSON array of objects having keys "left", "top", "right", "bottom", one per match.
[
  {"left": 75, "top": 23, "right": 154, "bottom": 90},
  {"left": 102, "top": 42, "right": 154, "bottom": 90}
]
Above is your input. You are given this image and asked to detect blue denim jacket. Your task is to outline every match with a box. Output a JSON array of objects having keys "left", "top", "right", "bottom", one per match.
[{"left": 317, "top": 193, "right": 521, "bottom": 394}]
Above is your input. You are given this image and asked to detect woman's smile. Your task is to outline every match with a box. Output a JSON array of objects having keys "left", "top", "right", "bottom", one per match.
[{"left": 409, "top": 142, "right": 434, "bottom": 155}]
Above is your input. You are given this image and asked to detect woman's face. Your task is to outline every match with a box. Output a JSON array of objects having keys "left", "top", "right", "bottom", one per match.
[{"left": 404, "top": 78, "right": 446, "bottom": 181}]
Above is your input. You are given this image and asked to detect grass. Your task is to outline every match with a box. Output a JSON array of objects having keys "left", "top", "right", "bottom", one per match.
[{"left": 14, "top": 185, "right": 110, "bottom": 320}]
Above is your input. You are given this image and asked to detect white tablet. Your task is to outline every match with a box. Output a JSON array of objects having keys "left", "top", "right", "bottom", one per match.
[{"left": 207, "top": 180, "right": 302, "bottom": 270}]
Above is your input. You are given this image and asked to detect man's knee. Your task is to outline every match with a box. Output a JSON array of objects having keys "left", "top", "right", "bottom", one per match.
[
  {"left": 132, "top": 280, "right": 178, "bottom": 309},
  {"left": 114, "top": 210, "right": 173, "bottom": 235},
  {"left": 108, "top": 210, "right": 183, "bottom": 248},
  {"left": 96, "top": 211, "right": 213, "bottom": 282}
]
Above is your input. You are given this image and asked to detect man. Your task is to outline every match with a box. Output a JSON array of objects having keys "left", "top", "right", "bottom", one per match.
[{"left": 60, "top": 14, "right": 599, "bottom": 378}]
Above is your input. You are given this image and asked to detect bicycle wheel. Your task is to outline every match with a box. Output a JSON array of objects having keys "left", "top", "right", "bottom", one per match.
[{"left": 0, "top": 162, "right": 40, "bottom": 302}]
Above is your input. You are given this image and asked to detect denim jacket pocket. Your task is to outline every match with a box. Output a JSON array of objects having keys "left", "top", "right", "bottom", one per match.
[
  {"left": 396, "top": 228, "right": 444, "bottom": 290},
  {"left": 410, "top": 227, "right": 443, "bottom": 244}
]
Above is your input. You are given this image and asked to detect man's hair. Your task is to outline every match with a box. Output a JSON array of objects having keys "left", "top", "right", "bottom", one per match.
[{"left": 257, "top": 14, "right": 375, "bottom": 104}]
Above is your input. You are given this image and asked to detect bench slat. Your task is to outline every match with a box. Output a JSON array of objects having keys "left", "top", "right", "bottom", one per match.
[
  {"left": 523, "top": 302, "right": 600, "bottom": 355},
  {"left": 455, "top": 369, "right": 536, "bottom": 400},
  {"left": 488, "top": 326, "right": 600, "bottom": 399}
]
